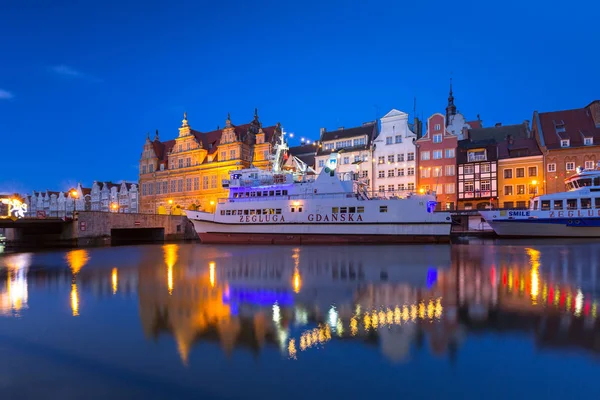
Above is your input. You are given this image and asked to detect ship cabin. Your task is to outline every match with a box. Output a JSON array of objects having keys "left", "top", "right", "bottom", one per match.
[{"left": 529, "top": 165, "right": 600, "bottom": 212}]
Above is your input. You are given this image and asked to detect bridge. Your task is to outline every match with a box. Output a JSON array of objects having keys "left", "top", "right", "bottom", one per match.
[{"left": 1, "top": 211, "right": 197, "bottom": 249}]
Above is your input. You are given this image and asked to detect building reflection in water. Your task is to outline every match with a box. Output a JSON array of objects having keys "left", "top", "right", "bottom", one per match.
[
  {"left": 0, "top": 253, "right": 32, "bottom": 316},
  {"left": 65, "top": 249, "right": 90, "bottom": 317},
  {"left": 135, "top": 243, "right": 600, "bottom": 365}
]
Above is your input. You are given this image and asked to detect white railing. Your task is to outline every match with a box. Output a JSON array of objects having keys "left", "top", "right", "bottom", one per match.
[{"left": 217, "top": 189, "right": 429, "bottom": 204}]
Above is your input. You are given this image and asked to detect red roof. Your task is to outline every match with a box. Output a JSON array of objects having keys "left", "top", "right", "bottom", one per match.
[
  {"left": 537, "top": 101, "right": 600, "bottom": 150},
  {"left": 467, "top": 120, "right": 483, "bottom": 129}
]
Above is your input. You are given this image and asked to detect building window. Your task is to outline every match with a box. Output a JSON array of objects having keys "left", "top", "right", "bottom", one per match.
[
  {"left": 433, "top": 150, "right": 442, "bottom": 159},
  {"left": 516, "top": 168, "right": 525, "bottom": 178},
  {"left": 202, "top": 176, "right": 209, "bottom": 190},
  {"left": 386, "top": 137, "right": 393, "bottom": 145},
  {"left": 353, "top": 138, "right": 366, "bottom": 146},
  {"left": 378, "top": 170, "right": 385, "bottom": 178},
  {"left": 210, "top": 175, "right": 217, "bottom": 188},
  {"left": 388, "top": 155, "right": 394, "bottom": 163},
  {"left": 445, "top": 148, "right": 455, "bottom": 158},
  {"left": 481, "top": 164, "right": 491, "bottom": 173},
  {"left": 445, "top": 183, "right": 455, "bottom": 194},
  {"left": 318, "top": 160, "right": 325, "bottom": 168},
  {"left": 148, "top": 183, "right": 154, "bottom": 195},
  {"left": 186, "top": 178, "right": 192, "bottom": 191},
  {"left": 187, "top": 142, "right": 191, "bottom": 150},
  {"left": 407, "top": 183, "right": 415, "bottom": 190},
  {"left": 361, "top": 171, "right": 368, "bottom": 178},
  {"left": 421, "top": 151, "right": 430, "bottom": 161},
  {"left": 141, "top": 165, "right": 147, "bottom": 175},
  {"left": 230, "top": 149, "right": 236, "bottom": 159},
  {"left": 547, "top": 163, "right": 556, "bottom": 172},
  {"left": 464, "top": 165, "right": 474, "bottom": 174},
  {"left": 221, "top": 151, "right": 227, "bottom": 161},
  {"left": 585, "top": 160, "right": 595, "bottom": 169},
  {"left": 584, "top": 137, "right": 594, "bottom": 145},
  {"left": 397, "top": 153, "right": 404, "bottom": 162},
  {"left": 397, "top": 168, "right": 404, "bottom": 176},
  {"left": 378, "top": 156, "right": 385, "bottom": 164},
  {"left": 445, "top": 165, "right": 455, "bottom": 176},
  {"left": 178, "top": 159, "right": 183, "bottom": 168},
  {"left": 156, "top": 182, "right": 162, "bottom": 194},
  {"left": 407, "top": 152, "right": 415, "bottom": 161},
  {"left": 464, "top": 181, "right": 474, "bottom": 192},
  {"left": 467, "top": 150, "right": 487, "bottom": 162},
  {"left": 566, "top": 162, "right": 575, "bottom": 171},
  {"left": 434, "top": 124, "right": 441, "bottom": 131},
  {"left": 421, "top": 168, "right": 430, "bottom": 178},
  {"left": 528, "top": 166, "right": 537, "bottom": 177},
  {"left": 433, "top": 167, "right": 442, "bottom": 177},
  {"left": 398, "top": 184, "right": 405, "bottom": 190},
  {"left": 528, "top": 184, "right": 538, "bottom": 195},
  {"left": 516, "top": 184, "right": 525, "bottom": 195},
  {"left": 504, "top": 169, "right": 512, "bottom": 179},
  {"left": 162, "top": 181, "right": 168, "bottom": 193},
  {"left": 388, "top": 185, "right": 395, "bottom": 192},
  {"left": 433, "top": 134, "right": 442, "bottom": 143},
  {"left": 149, "top": 164, "right": 154, "bottom": 173},
  {"left": 395, "top": 135, "right": 402, "bottom": 143},
  {"left": 170, "top": 180, "right": 176, "bottom": 193},
  {"left": 354, "top": 155, "right": 360, "bottom": 163},
  {"left": 142, "top": 183, "right": 147, "bottom": 196},
  {"left": 193, "top": 177, "right": 200, "bottom": 191},
  {"left": 388, "top": 169, "right": 395, "bottom": 177},
  {"left": 560, "top": 139, "right": 570, "bottom": 148},
  {"left": 184, "top": 157, "right": 190, "bottom": 167},
  {"left": 177, "top": 179, "right": 183, "bottom": 192},
  {"left": 504, "top": 185, "right": 513, "bottom": 196},
  {"left": 378, "top": 185, "right": 385, "bottom": 193},
  {"left": 504, "top": 201, "right": 514, "bottom": 208},
  {"left": 407, "top": 167, "right": 415, "bottom": 176},
  {"left": 481, "top": 180, "right": 491, "bottom": 192},
  {"left": 516, "top": 201, "right": 527, "bottom": 208},
  {"left": 343, "top": 157, "right": 349, "bottom": 164}
]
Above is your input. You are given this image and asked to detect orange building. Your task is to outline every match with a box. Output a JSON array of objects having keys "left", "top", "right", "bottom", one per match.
[{"left": 138, "top": 110, "right": 281, "bottom": 214}]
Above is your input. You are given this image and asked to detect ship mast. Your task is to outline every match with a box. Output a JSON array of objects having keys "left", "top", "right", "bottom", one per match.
[{"left": 272, "top": 128, "right": 289, "bottom": 174}]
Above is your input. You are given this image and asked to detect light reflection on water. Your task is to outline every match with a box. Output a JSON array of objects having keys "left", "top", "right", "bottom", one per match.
[{"left": 0, "top": 241, "right": 600, "bottom": 399}]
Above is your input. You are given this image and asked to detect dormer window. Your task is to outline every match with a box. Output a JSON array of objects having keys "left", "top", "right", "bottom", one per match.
[
  {"left": 584, "top": 137, "right": 593, "bottom": 145},
  {"left": 555, "top": 121, "right": 566, "bottom": 133},
  {"left": 560, "top": 139, "right": 570, "bottom": 148}
]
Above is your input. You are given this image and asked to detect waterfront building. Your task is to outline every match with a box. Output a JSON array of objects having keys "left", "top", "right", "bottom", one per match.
[
  {"left": 90, "top": 181, "right": 138, "bottom": 213},
  {"left": 496, "top": 133, "right": 543, "bottom": 209},
  {"left": 371, "top": 109, "right": 418, "bottom": 196},
  {"left": 283, "top": 143, "right": 317, "bottom": 173},
  {"left": 532, "top": 100, "right": 600, "bottom": 195},
  {"left": 314, "top": 122, "right": 378, "bottom": 190},
  {"left": 138, "top": 110, "right": 282, "bottom": 214}
]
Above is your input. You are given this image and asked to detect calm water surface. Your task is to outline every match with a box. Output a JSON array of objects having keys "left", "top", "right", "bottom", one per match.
[{"left": 1, "top": 240, "right": 600, "bottom": 399}]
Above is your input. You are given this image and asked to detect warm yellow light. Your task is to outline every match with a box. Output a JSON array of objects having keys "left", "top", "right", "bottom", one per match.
[
  {"left": 71, "top": 283, "right": 79, "bottom": 317},
  {"left": 209, "top": 200, "right": 215, "bottom": 206},
  {"left": 168, "top": 199, "right": 173, "bottom": 205},
  {"left": 293, "top": 200, "right": 300, "bottom": 207},
  {"left": 110, "top": 202, "right": 118, "bottom": 210},
  {"left": 70, "top": 190, "right": 78, "bottom": 198},
  {"left": 209, "top": 262, "right": 216, "bottom": 288},
  {"left": 112, "top": 268, "right": 118, "bottom": 294},
  {"left": 65, "top": 249, "right": 89, "bottom": 276},
  {"left": 419, "top": 188, "right": 425, "bottom": 194},
  {"left": 532, "top": 180, "right": 538, "bottom": 185},
  {"left": 288, "top": 339, "right": 297, "bottom": 359},
  {"left": 163, "top": 244, "right": 178, "bottom": 295},
  {"left": 350, "top": 317, "right": 358, "bottom": 336}
]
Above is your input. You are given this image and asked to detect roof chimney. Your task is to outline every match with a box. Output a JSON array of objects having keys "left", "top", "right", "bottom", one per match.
[
  {"left": 338, "top": 126, "right": 344, "bottom": 130},
  {"left": 319, "top": 127, "right": 326, "bottom": 140},
  {"left": 506, "top": 134, "right": 514, "bottom": 145},
  {"left": 495, "top": 122, "right": 502, "bottom": 127}
]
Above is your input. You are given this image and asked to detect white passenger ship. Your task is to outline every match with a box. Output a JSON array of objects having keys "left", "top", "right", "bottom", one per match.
[
  {"left": 480, "top": 164, "right": 600, "bottom": 237},
  {"left": 185, "top": 135, "right": 451, "bottom": 244}
]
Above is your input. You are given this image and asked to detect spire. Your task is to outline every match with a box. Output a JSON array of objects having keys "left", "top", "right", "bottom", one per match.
[
  {"left": 254, "top": 108, "right": 259, "bottom": 121},
  {"left": 226, "top": 112, "right": 232, "bottom": 127},
  {"left": 154, "top": 129, "right": 159, "bottom": 141},
  {"left": 182, "top": 112, "right": 188, "bottom": 127},
  {"left": 146, "top": 132, "right": 150, "bottom": 142},
  {"left": 445, "top": 76, "right": 457, "bottom": 126}
]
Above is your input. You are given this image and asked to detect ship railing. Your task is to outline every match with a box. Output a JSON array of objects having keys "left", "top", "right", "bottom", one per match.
[{"left": 217, "top": 189, "right": 427, "bottom": 204}]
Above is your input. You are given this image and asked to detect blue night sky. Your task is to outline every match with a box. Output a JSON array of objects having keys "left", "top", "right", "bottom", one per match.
[{"left": 0, "top": 0, "right": 598, "bottom": 193}]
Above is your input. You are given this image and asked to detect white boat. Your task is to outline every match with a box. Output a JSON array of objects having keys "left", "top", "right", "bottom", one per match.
[
  {"left": 480, "top": 164, "right": 600, "bottom": 237},
  {"left": 185, "top": 134, "right": 451, "bottom": 244}
]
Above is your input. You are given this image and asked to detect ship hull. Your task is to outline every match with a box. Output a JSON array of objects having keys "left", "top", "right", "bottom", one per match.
[
  {"left": 483, "top": 219, "right": 600, "bottom": 238},
  {"left": 189, "top": 219, "right": 451, "bottom": 244}
]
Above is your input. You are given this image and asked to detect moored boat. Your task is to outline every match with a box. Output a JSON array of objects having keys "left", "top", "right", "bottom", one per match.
[
  {"left": 185, "top": 134, "right": 452, "bottom": 244},
  {"left": 480, "top": 164, "right": 600, "bottom": 237}
]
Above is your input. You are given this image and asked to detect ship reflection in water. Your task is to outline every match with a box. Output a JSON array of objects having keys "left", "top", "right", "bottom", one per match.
[{"left": 1, "top": 241, "right": 600, "bottom": 399}]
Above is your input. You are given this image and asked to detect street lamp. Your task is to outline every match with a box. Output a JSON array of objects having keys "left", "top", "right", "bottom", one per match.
[
  {"left": 70, "top": 189, "right": 78, "bottom": 218},
  {"left": 110, "top": 202, "right": 118, "bottom": 213}
]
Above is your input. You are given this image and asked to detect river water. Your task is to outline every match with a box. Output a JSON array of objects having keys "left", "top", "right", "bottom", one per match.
[{"left": 1, "top": 240, "right": 599, "bottom": 399}]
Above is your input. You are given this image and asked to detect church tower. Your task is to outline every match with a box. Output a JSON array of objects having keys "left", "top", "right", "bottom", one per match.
[{"left": 445, "top": 79, "right": 457, "bottom": 126}]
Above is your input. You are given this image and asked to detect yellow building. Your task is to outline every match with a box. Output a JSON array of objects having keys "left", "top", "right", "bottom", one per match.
[
  {"left": 139, "top": 110, "right": 282, "bottom": 214},
  {"left": 497, "top": 137, "right": 544, "bottom": 208}
]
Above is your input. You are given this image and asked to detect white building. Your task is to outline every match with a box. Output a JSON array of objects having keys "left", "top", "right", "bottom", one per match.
[
  {"left": 90, "top": 181, "right": 138, "bottom": 213},
  {"left": 372, "top": 109, "right": 417, "bottom": 196},
  {"left": 314, "top": 122, "right": 378, "bottom": 190}
]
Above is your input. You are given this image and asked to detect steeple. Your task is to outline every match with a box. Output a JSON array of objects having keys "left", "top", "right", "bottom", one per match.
[
  {"left": 226, "top": 112, "right": 232, "bottom": 127},
  {"left": 178, "top": 112, "right": 191, "bottom": 137},
  {"left": 445, "top": 77, "right": 457, "bottom": 126},
  {"left": 182, "top": 112, "right": 188, "bottom": 127},
  {"left": 145, "top": 132, "right": 151, "bottom": 143},
  {"left": 154, "top": 129, "right": 159, "bottom": 142},
  {"left": 254, "top": 108, "right": 259, "bottom": 121}
]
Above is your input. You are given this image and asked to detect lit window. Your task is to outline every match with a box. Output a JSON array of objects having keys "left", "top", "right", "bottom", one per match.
[
  {"left": 379, "top": 206, "right": 388, "bottom": 213},
  {"left": 566, "top": 162, "right": 575, "bottom": 171},
  {"left": 421, "top": 151, "right": 430, "bottom": 161},
  {"left": 547, "top": 163, "right": 556, "bottom": 172},
  {"left": 584, "top": 137, "right": 593, "bottom": 145},
  {"left": 561, "top": 139, "right": 570, "bottom": 148}
]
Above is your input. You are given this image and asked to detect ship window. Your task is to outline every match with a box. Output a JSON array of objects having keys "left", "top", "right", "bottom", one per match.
[
  {"left": 594, "top": 177, "right": 600, "bottom": 186},
  {"left": 298, "top": 207, "right": 303, "bottom": 212},
  {"left": 340, "top": 207, "right": 348, "bottom": 213},
  {"left": 553, "top": 200, "right": 563, "bottom": 210},
  {"left": 250, "top": 192, "right": 256, "bottom": 197},
  {"left": 595, "top": 198, "right": 600, "bottom": 208},
  {"left": 541, "top": 200, "right": 551, "bottom": 211},
  {"left": 220, "top": 210, "right": 225, "bottom": 215},
  {"left": 579, "top": 178, "right": 593, "bottom": 187},
  {"left": 264, "top": 209, "right": 270, "bottom": 214},
  {"left": 291, "top": 208, "right": 295, "bottom": 212},
  {"left": 332, "top": 207, "right": 339, "bottom": 213},
  {"left": 581, "top": 198, "right": 592, "bottom": 209},
  {"left": 283, "top": 190, "right": 288, "bottom": 195},
  {"left": 263, "top": 191, "right": 268, "bottom": 196},
  {"left": 349, "top": 206, "right": 356, "bottom": 213},
  {"left": 269, "top": 191, "right": 275, "bottom": 196},
  {"left": 257, "top": 191, "right": 262, "bottom": 197},
  {"left": 357, "top": 206, "right": 364, "bottom": 213},
  {"left": 567, "top": 199, "right": 577, "bottom": 210},
  {"left": 533, "top": 201, "right": 539, "bottom": 210},
  {"left": 276, "top": 209, "right": 282, "bottom": 214},
  {"left": 237, "top": 210, "right": 243, "bottom": 215},
  {"left": 244, "top": 209, "right": 249, "bottom": 215},
  {"left": 250, "top": 209, "right": 256, "bottom": 215},
  {"left": 276, "top": 190, "right": 282, "bottom": 196},
  {"left": 380, "top": 206, "right": 388, "bottom": 213},
  {"left": 256, "top": 209, "right": 262, "bottom": 215},
  {"left": 226, "top": 210, "right": 231, "bottom": 215}
]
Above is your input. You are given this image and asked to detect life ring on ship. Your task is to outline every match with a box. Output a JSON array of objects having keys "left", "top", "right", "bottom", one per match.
[
  {"left": 575, "top": 220, "right": 581, "bottom": 225},
  {"left": 568, "top": 220, "right": 573, "bottom": 225}
]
